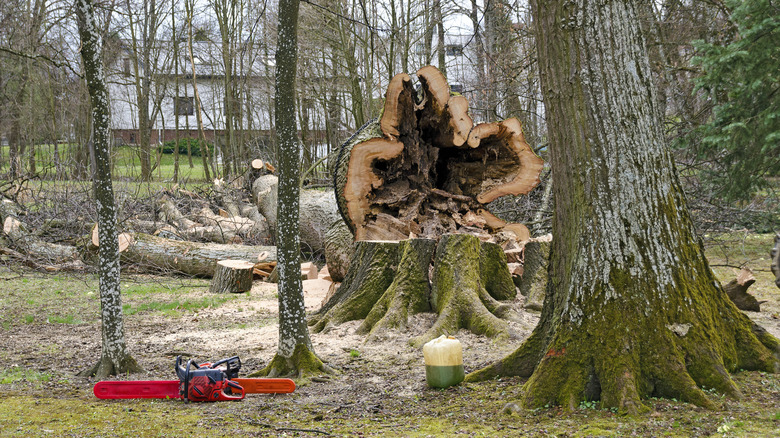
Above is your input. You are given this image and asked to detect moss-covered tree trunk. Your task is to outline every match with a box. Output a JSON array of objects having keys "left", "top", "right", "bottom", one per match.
[
  {"left": 466, "top": 0, "right": 780, "bottom": 414},
  {"left": 77, "top": 0, "right": 142, "bottom": 378},
  {"left": 249, "top": 0, "right": 329, "bottom": 380},
  {"left": 311, "top": 235, "right": 517, "bottom": 345}
]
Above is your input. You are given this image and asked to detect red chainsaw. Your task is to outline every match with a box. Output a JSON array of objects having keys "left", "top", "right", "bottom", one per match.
[{"left": 93, "top": 356, "right": 295, "bottom": 401}]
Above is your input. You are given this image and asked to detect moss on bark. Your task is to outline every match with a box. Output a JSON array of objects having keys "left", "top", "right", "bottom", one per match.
[
  {"left": 357, "top": 239, "right": 436, "bottom": 340},
  {"left": 479, "top": 241, "right": 516, "bottom": 301},
  {"left": 410, "top": 234, "right": 513, "bottom": 348},
  {"left": 310, "top": 235, "right": 517, "bottom": 345},
  {"left": 309, "top": 241, "right": 399, "bottom": 332},
  {"left": 463, "top": 0, "right": 779, "bottom": 415}
]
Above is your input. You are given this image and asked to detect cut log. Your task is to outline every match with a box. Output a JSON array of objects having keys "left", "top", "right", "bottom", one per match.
[
  {"left": 157, "top": 196, "right": 198, "bottom": 230},
  {"left": 252, "top": 174, "right": 278, "bottom": 235},
  {"left": 119, "top": 232, "right": 276, "bottom": 277},
  {"left": 90, "top": 224, "right": 134, "bottom": 253},
  {"left": 3, "top": 216, "right": 79, "bottom": 264},
  {"left": 253, "top": 261, "right": 277, "bottom": 279},
  {"left": 299, "top": 191, "right": 342, "bottom": 253},
  {"left": 723, "top": 267, "right": 763, "bottom": 312},
  {"left": 210, "top": 260, "right": 255, "bottom": 293},
  {"left": 772, "top": 233, "right": 780, "bottom": 289},
  {"left": 333, "top": 66, "right": 543, "bottom": 242},
  {"left": 301, "top": 262, "right": 319, "bottom": 280}
]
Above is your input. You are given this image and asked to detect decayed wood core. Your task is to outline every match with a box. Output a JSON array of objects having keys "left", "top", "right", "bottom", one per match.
[{"left": 337, "top": 66, "right": 543, "bottom": 242}]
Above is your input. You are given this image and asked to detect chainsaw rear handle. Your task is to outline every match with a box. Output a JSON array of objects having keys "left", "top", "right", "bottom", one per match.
[{"left": 205, "top": 356, "right": 241, "bottom": 380}]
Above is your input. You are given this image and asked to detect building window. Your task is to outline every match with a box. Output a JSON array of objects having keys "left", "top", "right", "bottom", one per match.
[
  {"left": 175, "top": 96, "right": 194, "bottom": 116},
  {"left": 450, "top": 83, "right": 463, "bottom": 93},
  {"left": 445, "top": 44, "right": 463, "bottom": 57},
  {"left": 122, "top": 58, "right": 131, "bottom": 76}
]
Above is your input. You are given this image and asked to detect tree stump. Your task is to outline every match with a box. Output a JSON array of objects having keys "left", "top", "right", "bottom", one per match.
[
  {"left": 723, "top": 267, "right": 763, "bottom": 312},
  {"left": 210, "top": 260, "right": 255, "bottom": 293},
  {"left": 311, "top": 235, "right": 518, "bottom": 345},
  {"left": 516, "top": 239, "right": 550, "bottom": 311},
  {"left": 319, "top": 66, "right": 543, "bottom": 343},
  {"left": 772, "top": 233, "right": 780, "bottom": 289}
]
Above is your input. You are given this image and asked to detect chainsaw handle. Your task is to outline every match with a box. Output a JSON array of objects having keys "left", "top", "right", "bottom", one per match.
[
  {"left": 207, "top": 356, "right": 241, "bottom": 380},
  {"left": 220, "top": 380, "right": 245, "bottom": 400}
]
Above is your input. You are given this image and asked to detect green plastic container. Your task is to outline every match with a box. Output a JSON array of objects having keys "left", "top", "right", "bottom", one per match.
[
  {"left": 423, "top": 335, "right": 464, "bottom": 388},
  {"left": 425, "top": 364, "right": 465, "bottom": 388}
]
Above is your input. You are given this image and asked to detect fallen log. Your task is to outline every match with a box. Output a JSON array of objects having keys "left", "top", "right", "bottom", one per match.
[
  {"left": 3, "top": 216, "right": 79, "bottom": 264},
  {"left": 120, "top": 232, "right": 276, "bottom": 277},
  {"left": 323, "top": 219, "right": 354, "bottom": 282},
  {"left": 157, "top": 196, "right": 198, "bottom": 230},
  {"left": 252, "top": 174, "right": 341, "bottom": 252}
]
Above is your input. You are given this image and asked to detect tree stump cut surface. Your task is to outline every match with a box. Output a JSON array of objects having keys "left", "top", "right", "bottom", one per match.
[
  {"left": 210, "top": 260, "right": 255, "bottom": 293},
  {"left": 333, "top": 66, "right": 543, "bottom": 242}
]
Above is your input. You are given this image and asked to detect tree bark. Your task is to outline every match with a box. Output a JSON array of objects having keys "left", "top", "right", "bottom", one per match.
[
  {"left": 3, "top": 216, "right": 79, "bottom": 264},
  {"left": 77, "top": 0, "right": 142, "bottom": 378},
  {"left": 252, "top": 174, "right": 340, "bottom": 253},
  {"left": 323, "top": 219, "right": 354, "bottom": 282},
  {"left": 311, "top": 235, "right": 517, "bottom": 345},
  {"left": 467, "top": 0, "right": 780, "bottom": 414}
]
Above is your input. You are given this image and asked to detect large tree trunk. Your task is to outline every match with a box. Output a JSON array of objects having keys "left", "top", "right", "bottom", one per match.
[
  {"left": 467, "top": 0, "right": 780, "bottom": 414},
  {"left": 77, "top": 0, "right": 142, "bottom": 378}
]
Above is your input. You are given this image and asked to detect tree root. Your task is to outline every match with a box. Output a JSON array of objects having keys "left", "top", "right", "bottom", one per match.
[
  {"left": 410, "top": 234, "right": 514, "bottom": 348},
  {"left": 312, "top": 234, "right": 517, "bottom": 345},
  {"left": 467, "top": 278, "right": 780, "bottom": 415},
  {"left": 309, "top": 241, "right": 399, "bottom": 333},
  {"left": 79, "top": 354, "right": 143, "bottom": 379},
  {"left": 357, "top": 239, "right": 436, "bottom": 340},
  {"left": 248, "top": 344, "right": 336, "bottom": 385}
]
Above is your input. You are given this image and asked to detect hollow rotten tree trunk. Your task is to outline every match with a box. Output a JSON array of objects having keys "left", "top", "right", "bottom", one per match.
[
  {"left": 314, "top": 66, "right": 543, "bottom": 343},
  {"left": 466, "top": 0, "right": 780, "bottom": 414}
]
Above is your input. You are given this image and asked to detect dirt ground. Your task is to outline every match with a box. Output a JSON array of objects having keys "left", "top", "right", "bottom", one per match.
[{"left": 1, "top": 255, "right": 780, "bottom": 436}]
